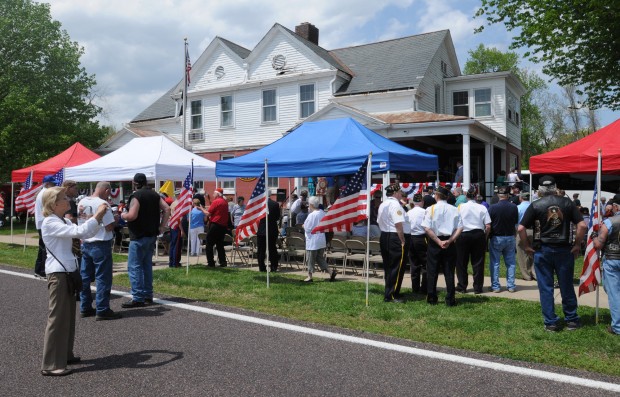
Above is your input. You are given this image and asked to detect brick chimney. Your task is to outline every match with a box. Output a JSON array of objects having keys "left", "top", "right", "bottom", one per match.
[{"left": 295, "top": 22, "right": 319, "bottom": 45}]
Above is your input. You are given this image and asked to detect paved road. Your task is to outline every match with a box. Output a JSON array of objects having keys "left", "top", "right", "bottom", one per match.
[{"left": 1, "top": 265, "right": 619, "bottom": 397}]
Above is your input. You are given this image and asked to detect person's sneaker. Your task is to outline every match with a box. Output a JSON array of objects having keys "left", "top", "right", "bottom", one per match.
[
  {"left": 96, "top": 309, "right": 122, "bottom": 321},
  {"left": 34, "top": 273, "right": 46, "bottom": 279},
  {"left": 566, "top": 321, "right": 581, "bottom": 331},
  {"left": 302, "top": 277, "right": 313, "bottom": 283},
  {"left": 121, "top": 300, "right": 145, "bottom": 308},
  {"left": 508, "top": 288, "right": 516, "bottom": 293},
  {"left": 144, "top": 298, "right": 155, "bottom": 305},
  {"left": 80, "top": 308, "right": 96, "bottom": 318},
  {"left": 545, "top": 323, "right": 560, "bottom": 332},
  {"left": 491, "top": 288, "right": 501, "bottom": 293}
]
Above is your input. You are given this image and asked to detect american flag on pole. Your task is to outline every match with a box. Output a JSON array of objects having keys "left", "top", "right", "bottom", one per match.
[
  {"left": 15, "top": 171, "right": 41, "bottom": 214},
  {"left": 168, "top": 166, "right": 193, "bottom": 229},
  {"left": 185, "top": 43, "right": 192, "bottom": 84},
  {"left": 579, "top": 181, "right": 601, "bottom": 296},
  {"left": 0, "top": 192, "right": 4, "bottom": 214},
  {"left": 235, "top": 171, "right": 267, "bottom": 245},
  {"left": 53, "top": 168, "right": 64, "bottom": 186},
  {"left": 312, "top": 158, "right": 368, "bottom": 234}
]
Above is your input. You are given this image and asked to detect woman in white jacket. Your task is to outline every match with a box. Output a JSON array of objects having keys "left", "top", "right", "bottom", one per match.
[{"left": 40, "top": 186, "right": 107, "bottom": 376}]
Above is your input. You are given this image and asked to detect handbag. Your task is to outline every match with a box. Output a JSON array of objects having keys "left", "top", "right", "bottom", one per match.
[{"left": 46, "top": 247, "right": 82, "bottom": 293}]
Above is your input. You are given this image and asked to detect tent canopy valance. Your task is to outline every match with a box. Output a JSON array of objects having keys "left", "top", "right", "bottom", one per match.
[
  {"left": 216, "top": 117, "right": 438, "bottom": 177},
  {"left": 11, "top": 142, "right": 100, "bottom": 183},
  {"left": 65, "top": 136, "right": 216, "bottom": 182}
]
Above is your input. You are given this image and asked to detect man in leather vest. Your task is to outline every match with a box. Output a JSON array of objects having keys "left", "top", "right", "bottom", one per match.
[
  {"left": 517, "top": 175, "right": 586, "bottom": 332},
  {"left": 592, "top": 200, "right": 620, "bottom": 335},
  {"left": 120, "top": 173, "right": 170, "bottom": 308}
]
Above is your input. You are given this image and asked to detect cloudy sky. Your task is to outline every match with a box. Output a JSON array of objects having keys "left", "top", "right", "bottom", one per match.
[{"left": 41, "top": 0, "right": 619, "bottom": 129}]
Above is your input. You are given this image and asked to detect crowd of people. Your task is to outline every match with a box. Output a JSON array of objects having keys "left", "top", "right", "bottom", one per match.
[{"left": 31, "top": 169, "right": 619, "bottom": 376}]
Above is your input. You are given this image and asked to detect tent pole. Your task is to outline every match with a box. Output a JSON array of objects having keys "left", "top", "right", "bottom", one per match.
[
  {"left": 10, "top": 182, "right": 14, "bottom": 244},
  {"left": 265, "top": 160, "right": 270, "bottom": 289}
]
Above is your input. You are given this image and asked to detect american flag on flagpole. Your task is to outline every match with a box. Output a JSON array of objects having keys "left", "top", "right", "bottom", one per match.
[
  {"left": 53, "top": 168, "right": 64, "bottom": 186},
  {"left": 15, "top": 171, "right": 41, "bottom": 214},
  {"left": 579, "top": 181, "right": 601, "bottom": 296},
  {"left": 168, "top": 166, "right": 193, "bottom": 229},
  {"left": 312, "top": 158, "right": 368, "bottom": 234},
  {"left": 185, "top": 42, "right": 192, "bottom": 84},
  {"left": 235, "top": 172, "right": 267, "bottom": 245}
]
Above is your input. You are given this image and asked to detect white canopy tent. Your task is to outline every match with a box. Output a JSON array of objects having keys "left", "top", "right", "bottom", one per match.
[{"left": 65, "top": 136, "right": 216, "bottom": 182}]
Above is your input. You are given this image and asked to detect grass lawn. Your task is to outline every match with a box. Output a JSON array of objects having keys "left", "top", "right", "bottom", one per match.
[{"left": 1, "top": 242, "right": 618, "bottom": 377}]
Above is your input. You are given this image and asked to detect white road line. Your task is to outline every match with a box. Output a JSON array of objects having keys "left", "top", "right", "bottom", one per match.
[{"left": 5, "top": 268, "right": 620, "bottom": 392}]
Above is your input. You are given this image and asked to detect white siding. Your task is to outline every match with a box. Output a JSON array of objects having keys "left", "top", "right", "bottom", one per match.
[
  {"left": 418, "top": 39, "right": 458, "bottom": 113},
  {"left": 192, "top": 45, "right": 246, "bottom": 92},
  {"left": 249, "top": 33, "right": 325, "bottom": 81},
  {"left": 332, "top": 93, "right": 415, "bottom": 114}
]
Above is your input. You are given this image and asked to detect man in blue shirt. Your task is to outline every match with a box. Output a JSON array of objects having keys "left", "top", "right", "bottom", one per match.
[{"left": 488, "top": 186, "right": 519, "bottom": 293}]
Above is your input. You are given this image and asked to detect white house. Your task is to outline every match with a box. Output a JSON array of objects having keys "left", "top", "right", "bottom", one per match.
[{"left": 118, "top": 22, "right": 525, "bottom": 199}]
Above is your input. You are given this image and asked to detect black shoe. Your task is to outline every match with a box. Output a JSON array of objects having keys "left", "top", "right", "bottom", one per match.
[
  {"left": 566, "top": 321, "right": 581, "bottom": 331},
  {"left": 270, "top": 267, "right": 278, "bottom": 272},
  {"left": 144, "top": 298, "right": 155, "bottom": 305},
  {"left": 455, "top": 287, "right": 466, "bottom": 293},
  {"left": 207, "top": 263, "right": 215, "bottom": 268},
  {"left": 41, "top": 368, "right": 72, "bottom": 376},
  {"left": 34, "top": 273, "right": 46, "bottom": 279},
  {"left": 330, "top": 269, "right": 337, "bottom": 281},
  {"left": 545, "top": 323, "right": 560, "bottom": 332},
  {"left": 121, "top": 300, "right": 145, "bottom": 308},
  {"left": 96, "top": 309, "right": 122, "bottom": 321},
  {"left": 259, "top": 268, "right": 267, "bottom": 272},
  {"left": 473, "top": 290, "right": 483, "bottom": 295},
  {"left": 446, "top": 299, "right": 457, "bottom": 307},
  {"left": 80, "top": 308, "right": 96, "bottom": 318},
  {"left": 220, "top": 264, "right": 227, "bottom": 267},
  {"left": 67, "top": 356, "right": 81, "bottom": 365}
]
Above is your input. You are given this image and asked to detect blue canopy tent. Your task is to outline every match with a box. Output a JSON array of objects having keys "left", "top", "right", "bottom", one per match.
[{"left": 216, "top": 118, "right": 438, "bottom": 177}]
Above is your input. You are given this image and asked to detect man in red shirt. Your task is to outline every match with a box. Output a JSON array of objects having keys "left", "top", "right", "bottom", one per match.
[{"left": 204, "top": 188, "right": 229, "bottom": 267}]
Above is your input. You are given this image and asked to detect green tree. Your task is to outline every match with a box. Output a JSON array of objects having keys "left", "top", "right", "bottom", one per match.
[
  {"left": 463, "top": 44, "right": 547, "bottom": 167},
  {"left": 0, "top": 0, "right": 108, "bottom": 182},
  {"left": 475, "top": 0, "right": 620, "bottom": 110}
]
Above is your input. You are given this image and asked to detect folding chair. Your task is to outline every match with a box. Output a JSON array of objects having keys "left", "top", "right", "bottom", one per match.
[
  {"left": 325, "top": 236, "right": 347, "bottom": 274},
  {"left": 284, "top": 235, "right": 306, "bottom": 269},
  {"left": 344, "top": 239, "right": 367, "bottom": 275},
  {"left": 367, "top": 240, "right": 383, "bottom": 277}
]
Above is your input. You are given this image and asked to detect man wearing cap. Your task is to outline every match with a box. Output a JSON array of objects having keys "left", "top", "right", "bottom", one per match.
[
  {"left": 592, "top": 200, "right": 620, "bottom": 335},
  {"left": 518, "top": 175, "right": 586, "bottom": 332},
  {"left": 455, "top": 187, "right": 491, "bottom": 294},
  {"left": 120, "top": 173, "right": 170, "bottom": 308},
  {"left": 407, "top": 193, "right": 428, "bottom": 294},
  {"left": 34, "top": 175, "right": 58, "bottom": 278},
  {"left": 422, "top": 186, "right": 436, "bottom": 209},
  {"left": 204, "top": 187, "right": 229, "bottom": 267},
  {"left": 377, "top": 184, "right": 407, "bottom": 303},
  {"left": 488, "top": 186, "right": 519, "bottom": 293},
  {"left": 422, "top": 185, "right": 463, "bottom": 306},
  {"left": 516, "top": 192, "right": 535, "bottom": 281}
]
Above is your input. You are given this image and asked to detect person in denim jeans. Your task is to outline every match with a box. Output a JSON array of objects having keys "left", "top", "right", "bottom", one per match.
[
  {"left": 78, "top": 182, "right": 122, "bottom": 321},
  {"left": 120, "top": 173, "right": 170, "bottom": 308},
  {"left": 488, "top": 186, "right": 519, "bottom": 293},
  {"left": 518, "top": 175, "right": 586, "bottom": 332},
  {"left": 592, "top": 203, "right": 620, "bottom": 335}
]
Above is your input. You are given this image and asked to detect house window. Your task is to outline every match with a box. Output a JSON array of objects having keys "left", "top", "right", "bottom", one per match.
[
  {"left": 453, "top": 91, "right": 469, "bottom": 117},
  {"left": 221, "top": 95, "right": 233, "bottom": 127},
  {"left": 190, "top": 100, "right": 202, "bottom": 130},
  {"left": 220, "top": 155, "right": 235, "bottom": 190},
  {"left": 267, "top": 177, "right": 278, "bottom": 189},
  {"left": 515, "top": 112, "right": 520, "bottom": 126},
  {"left": 262, "top": 89, "right": 277, "bottom": 123},
  {"left": 441, "top": 60, "right": 448, "bottom": 77},
  {"left": 434, "top": 85, "right": 441, "bottom": 113},
  {"left": 300, "top": 84, "right": 315, "bottom": 118},
  {"left": 474, "top": 88, "right": 491, "bottom": 117}
]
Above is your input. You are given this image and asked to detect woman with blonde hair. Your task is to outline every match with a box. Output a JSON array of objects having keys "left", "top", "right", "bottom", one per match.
[{"left": 40, "top": 186, "right": 107, "bottom": 376}]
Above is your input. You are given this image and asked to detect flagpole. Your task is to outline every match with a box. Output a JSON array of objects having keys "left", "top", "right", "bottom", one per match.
[
  {"left": 595, "top": 149, "right": 602, "bottom": 324},
  {"left": 264, "top": 160, "right": 270, "bottom": 288},
  {"left": 23, "top": 170, "right": 33, "bottom": 252},
  {"left": 182, "top": 38, "right": 188, "bottom": 150},
  {"left": 186, "top": 159, "right": 194, "bottom": 275},
  {"left": 365, "top": 153, "right": 372, "bottom": 307}
]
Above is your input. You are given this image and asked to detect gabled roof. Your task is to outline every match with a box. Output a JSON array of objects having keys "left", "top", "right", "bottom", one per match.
[
  {"left": 330, "top": 30, "right": 449, "bottom": 95},
  {"left": 132, "top": 85, "right": 178, "bottom": 123},
  {"left": 217, "top": 36, "right": 251, "bottom": 59}
]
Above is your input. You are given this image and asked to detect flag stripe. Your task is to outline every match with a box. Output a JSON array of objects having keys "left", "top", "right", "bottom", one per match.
[{"left": 168, "top": 167, "right": 193, "bottom": 229}]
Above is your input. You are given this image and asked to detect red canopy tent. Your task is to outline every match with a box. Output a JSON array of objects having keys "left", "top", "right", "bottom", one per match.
[
  {"left": 11, "top": 142, "right": 100, "bottom": 183},
  {"left": 530, "top": 118, "right": 620, "bottom": 175}
]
